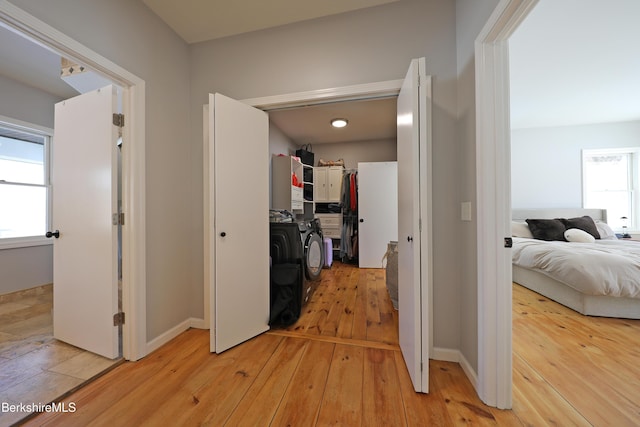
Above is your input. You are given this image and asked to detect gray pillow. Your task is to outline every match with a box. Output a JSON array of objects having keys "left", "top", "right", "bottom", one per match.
[
  {"left": 562, "top": 216, "right": 600, "bottom": 239},
  {"left": 525, "top": 218, "right": 567, "bottom": 241}
]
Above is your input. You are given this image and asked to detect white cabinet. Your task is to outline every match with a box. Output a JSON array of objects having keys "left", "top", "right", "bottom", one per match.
[
  {"left": 314, "top": 166, "right": 343, "bottom": 202},
  {"left": 272, "top": 155, "right": 304, "bottom": 213}
]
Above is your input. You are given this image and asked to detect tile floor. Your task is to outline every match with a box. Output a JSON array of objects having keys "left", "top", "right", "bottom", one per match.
[{"left": 0, "top": 285, "right": 120, "bottom": 426}]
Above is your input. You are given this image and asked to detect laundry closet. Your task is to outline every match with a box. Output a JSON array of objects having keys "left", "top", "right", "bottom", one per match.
[{"left": 267, "top": 97, "right": 399, "bottom": 326}]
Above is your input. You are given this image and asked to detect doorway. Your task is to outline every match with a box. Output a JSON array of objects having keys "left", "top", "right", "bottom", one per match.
[
  {"left": 205, "top": 61, "right": 433, "bottom": 393},
  {"left": 0, "top": 5, "right": 147, "bottom": 421}
]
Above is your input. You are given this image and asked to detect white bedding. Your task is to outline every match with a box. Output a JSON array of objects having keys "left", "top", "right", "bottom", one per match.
[{"left": 512, "top": 238, "right": 640, "bottom": 299}]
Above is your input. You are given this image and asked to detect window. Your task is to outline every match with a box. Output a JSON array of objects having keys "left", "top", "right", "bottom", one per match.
[
  {"left": 582, "top": 148, "right": 639, "bottom": 231},
  {"left": 0, "top": 121, "right": 51, "bottom": 242}
]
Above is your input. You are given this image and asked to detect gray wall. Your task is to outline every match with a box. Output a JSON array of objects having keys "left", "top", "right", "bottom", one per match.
[
  {"left": 0, "top": 74, "right": 61, "bottom": 128},
  {"left": 0, "top": 75, "right": 59, "bottom": 294},
  {"left": 511, "top": 120, "right": 640, "bottom": 209},
  {"left": 4, "top": 0, "right": 509, "bottom": 368},
  {"left": 455, "top": 0, "right": 501, "bottom": 372},
  {"left": 311, "top": 139, "right": 396, "bottom": 170},
  {"left": 10, "top": 0, "right": 193, "bottom": 342},
  {"left": 189, "top": 0, "right": 462, "bottom": 350}
]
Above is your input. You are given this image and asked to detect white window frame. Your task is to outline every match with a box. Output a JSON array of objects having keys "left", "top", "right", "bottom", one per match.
[
  {"left": 582, "top": 147, "right": 639, "bottom": 232},
  {"left": 0, "top": 115, "right": 53, "bottom": 249}
]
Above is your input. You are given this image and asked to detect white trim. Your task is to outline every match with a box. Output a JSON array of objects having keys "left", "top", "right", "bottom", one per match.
[
  {"left": 0, "top": 236, "right": 52, "bottom": 250},
  {"left": 475, "top": 0, "right": 537, "bottom": 409},
  {"left": 0, "top": 1, "right": 147, "bottom": 361},
  {"left": 145, "top": 317, "right": 205, "bottom": 355},
  {"left": 0, "top": 116, "right": 53, "bottom": 247},
  {"left": 432, "top": 347, "right": 478, "bottom": 391},
  {"left": 0, "top": 114, "right": 53, "bottom": 136},
  {"left": 431, "top": 347, "right": 460, "bottom": 363},
  {"left": 241, "top": 80, "right": 404, "bottom": 111}
]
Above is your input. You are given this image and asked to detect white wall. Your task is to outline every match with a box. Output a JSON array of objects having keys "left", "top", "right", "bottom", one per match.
[
  {"left": 189, "top": 0, "right": 462, "bottom": 350},
  {"left": 9, "top": 0, "right": 193, "bottom": 342},
  {"left": 511, "top": 120, "right": 640, "bottom": 208},
  {"left": 455, "top": 0, "right": 501, "bottom": 372},
  {"left": 0, "top": 75, "right": 60, "bottom": 295}
]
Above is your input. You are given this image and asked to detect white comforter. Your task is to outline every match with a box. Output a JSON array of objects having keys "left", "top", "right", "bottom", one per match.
[{"left": 512, "top": 238, "right": 640, "bottom": 299}]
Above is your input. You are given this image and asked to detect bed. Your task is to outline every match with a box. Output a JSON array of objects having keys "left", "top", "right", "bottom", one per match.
[{"left": 511, "top": 208, "right": 640, "bottom": 319}]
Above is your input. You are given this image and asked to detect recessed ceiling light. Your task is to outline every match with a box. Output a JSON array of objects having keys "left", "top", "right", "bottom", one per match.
[{"left": 331, "top": 118, "right": 348, "bottom": 128}]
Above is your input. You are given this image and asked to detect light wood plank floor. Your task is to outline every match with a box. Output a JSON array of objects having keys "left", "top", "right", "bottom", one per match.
[
  {"left": 19, "top": 263, "right": 640, "bottom": 426},
  {"left": 0, "top": 285, "right": 120, "bottom": 427}
]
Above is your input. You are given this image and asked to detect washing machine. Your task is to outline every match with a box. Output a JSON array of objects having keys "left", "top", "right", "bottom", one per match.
[{"left": 297, "top": 218, "right": 324, "bottom": 304}]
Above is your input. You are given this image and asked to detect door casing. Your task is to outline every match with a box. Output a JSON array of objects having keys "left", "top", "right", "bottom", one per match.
[{"left": 475, "top": 0, "right": 538, "bottom": 409}]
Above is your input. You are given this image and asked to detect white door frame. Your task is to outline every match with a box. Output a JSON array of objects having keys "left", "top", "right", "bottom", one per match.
[
  {"left": 203, "top": 80, "right": 404, "bottom": 328},
  {"left": 0, "top": 1, "right": 147, "bottom": 361},
  {"left": 244, "top": 76, "right": 433, "bottom": 357},
  {"left": 475, "top": 0, "right": 537, "bottom": 408}
]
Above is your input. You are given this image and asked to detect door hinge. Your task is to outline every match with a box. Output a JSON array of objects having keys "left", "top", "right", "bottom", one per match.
[
  {"left": 504, "top": 237, "right": 513, "bottom": 248},
  {"left": 113, "top": 312, "right": 125, "bottom": 326},
  {"left": 112, "top": 113, "right": 125, "bottom": 127},
  {"left": 112, "top": 212, "right": 125, "bottom": 225}
]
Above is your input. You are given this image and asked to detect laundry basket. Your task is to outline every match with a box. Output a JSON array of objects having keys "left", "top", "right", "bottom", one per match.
[{"left": 382, "top": 241, "right": 398, "bottom": 310}]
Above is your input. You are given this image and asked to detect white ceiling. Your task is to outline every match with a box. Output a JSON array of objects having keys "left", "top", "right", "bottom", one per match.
[
  {"left": 509, "top": 0, "right": 640, "bottom": 129},
  {"left": 1, "top": 0, "right": 639, "bottom": 141},
  {"left": 269, "top": 97, "right": 397, "bottom": 145},
  {"left": 141, "top": 0, "right": 400, "bottom": 44}
]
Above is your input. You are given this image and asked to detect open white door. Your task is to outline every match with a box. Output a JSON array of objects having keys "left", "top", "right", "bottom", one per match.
[
  {"left": 358, "top": 162, "right": 398, "bottom": 268},
  {"left": 397, "top": 58, "right": 431, "bottom": 392},
  {"left": 52, "top": 85, "right": 120, "bottom": 359},
  {"left": 207, "top": 93, "right": 270, "bottom": 353}
]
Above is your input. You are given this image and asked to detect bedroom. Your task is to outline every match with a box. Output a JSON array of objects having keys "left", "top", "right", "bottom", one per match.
[
  {"left": 509, "top": 0, "right": 640, "bottom": 285},
  {"left": 509, "top": 0, "right": 640, "bottom": 237},
  {"left": 507, "top": 0, "right": 640, "bottom": 421}
]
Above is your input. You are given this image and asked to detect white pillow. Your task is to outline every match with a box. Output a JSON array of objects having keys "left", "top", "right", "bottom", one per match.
[
  {"left": 564, "top": 228, "right": 596, "bottom": 243},
  {"left": 595, "top": 220, "right": 618, "bottom": 240},
  {"left": 511, "top": 221, "right": 533, "bottom": 238}
]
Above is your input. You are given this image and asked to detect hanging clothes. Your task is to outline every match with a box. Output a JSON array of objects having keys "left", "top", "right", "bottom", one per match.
[{"left": 340, "top": 170, "right": 358, "bottom": 262}]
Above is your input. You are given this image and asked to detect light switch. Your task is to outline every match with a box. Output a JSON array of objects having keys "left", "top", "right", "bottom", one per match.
[{"left": 461, "top": 202, "right": 472, "bottom": 222}]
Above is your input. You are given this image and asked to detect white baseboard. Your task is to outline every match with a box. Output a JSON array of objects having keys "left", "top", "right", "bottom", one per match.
[
  {"left": 432, "top": 347, "right": 478, "bottom": 391},
  {"left": 145, "top": 317, "right": 207, "bottom": 355},
  {"left": 189, "top": 318, "right": 208, "bottom": 329}
]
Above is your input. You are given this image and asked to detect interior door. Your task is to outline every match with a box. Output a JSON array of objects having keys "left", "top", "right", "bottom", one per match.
[
  {"left": 397, "top": 58, "right": 430, "bottom": 392},
  {"left": 52, "top": 85, "right": 119, "bottom": 359},
  {"left": 358, "top": 162, "right": 398, "bottom": 268},
  {"left": 208, "top": 93, "right": 270, "bottom": 353}
]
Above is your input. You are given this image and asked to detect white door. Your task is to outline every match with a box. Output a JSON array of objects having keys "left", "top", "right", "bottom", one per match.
[
  {"left": 52, "top": 85, "right": 119, "bottom": 359},
  {"left": 208, "top": 93, "right": 270, "bottom": 353},
  {"left": 358, "top": 162, "right": 398, "bottom": 268},
  {"left": 397, "top": 58, "right": 431, "bottom": 392}
]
